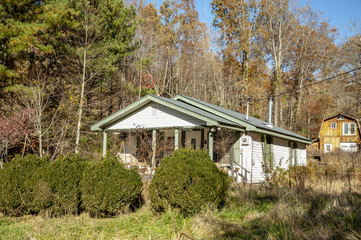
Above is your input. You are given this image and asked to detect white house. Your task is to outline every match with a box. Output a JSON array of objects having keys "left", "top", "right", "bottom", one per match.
[{"left": 91, "top": 94, "right": 311, "bottom": 183}]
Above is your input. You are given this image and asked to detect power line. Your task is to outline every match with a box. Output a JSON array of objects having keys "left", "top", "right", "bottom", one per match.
[{"left": 246, "top": 66, "right": 361, "bottom": 103}]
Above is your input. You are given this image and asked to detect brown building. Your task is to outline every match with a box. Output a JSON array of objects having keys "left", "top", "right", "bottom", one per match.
[{"left": 312, "top": 113, "right": 361, "bottom": 152}]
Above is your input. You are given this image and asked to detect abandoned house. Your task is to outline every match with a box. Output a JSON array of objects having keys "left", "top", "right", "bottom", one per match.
[
  {"left": 311, "top": 113, "right": 361, "bottom": 153},
  {"left": 91, "top": 94, "right": 312, "bottom": 183}
]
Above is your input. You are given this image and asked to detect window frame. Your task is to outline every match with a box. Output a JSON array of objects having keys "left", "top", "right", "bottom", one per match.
[
  {"left": 324, "top": 144, "right": 332, "bottom": 152},
  {"left": 343, "top": 122, "right": 356, "bottom": 136},
  {"left": 337, "top": 116, "right": 344, "bottom": 120},
  {"left": 330, "top": 122, "right": 336, "bottom": 129}
]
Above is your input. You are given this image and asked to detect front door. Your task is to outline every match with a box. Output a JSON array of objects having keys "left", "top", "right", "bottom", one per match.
[{"left": 185, "top": 131, "right": 202, "bottom": 149}]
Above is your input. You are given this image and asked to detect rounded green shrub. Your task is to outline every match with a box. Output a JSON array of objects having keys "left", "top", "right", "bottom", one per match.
[
  {"left": 0, "top": 154, "right": 50, "bottom": 216},
  {"left": 149, "top": 148, "right": 229, "bottom": 216},
  {"left": 81, "top": 155, "right": 142, "bottom": 217},
  {"left": 45, "top": 154, "right": 88, "bottom": 215}
]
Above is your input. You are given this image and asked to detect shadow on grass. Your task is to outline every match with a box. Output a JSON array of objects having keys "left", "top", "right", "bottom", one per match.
[{"left": 199, "top": 186, "right": 361, "bottom": 239}]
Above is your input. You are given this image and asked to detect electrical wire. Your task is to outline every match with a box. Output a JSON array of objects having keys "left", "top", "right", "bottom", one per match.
[{"left": 244, "top": 66, "right": 361, "bottom": 103}]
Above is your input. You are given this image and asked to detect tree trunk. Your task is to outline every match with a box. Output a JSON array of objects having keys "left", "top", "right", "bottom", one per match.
[{"left": 75, "top": 46, "right": 87, "bottom": 154}]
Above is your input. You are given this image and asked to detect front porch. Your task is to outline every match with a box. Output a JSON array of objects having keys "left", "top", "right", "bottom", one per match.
[
  {"left": 90, "top": 94, "right": 249, "bottom": 181},
  {"left": 102, "top": 126, "right": 252, "bottom": 183},
  {"left": 102, "top": 126, "right": 215, "bottom": 167}
]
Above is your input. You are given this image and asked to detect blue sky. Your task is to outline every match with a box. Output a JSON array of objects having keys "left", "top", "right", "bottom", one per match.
[{"left": 145, "top": 0, "right": 360, "bottom": 43}]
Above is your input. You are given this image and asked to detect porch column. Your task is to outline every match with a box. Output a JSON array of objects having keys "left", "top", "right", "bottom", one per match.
[
  {"left": 174, "top": 129, "right": 179, "bottom": 150},
  {"left": 102, "top": 131, "right": 107, "bottom": 157},
  {"left": 208, "top": 129, "right": 214, "bottom": 160},
  {"left": 152, "top": 129, "right": 157, "bottom": 167}
]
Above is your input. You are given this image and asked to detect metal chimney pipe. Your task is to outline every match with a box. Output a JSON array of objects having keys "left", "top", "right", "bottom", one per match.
[
  {"left": 268, "top": 97, "right": 273, "bottom": 124},
  {"left": 246, "top": 97, "right": 251, "bottom": 120}
]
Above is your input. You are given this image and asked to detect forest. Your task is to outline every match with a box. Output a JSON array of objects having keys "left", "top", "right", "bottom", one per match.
[{"left": 0, "top": 0, "right": 360, "bottom": 162}]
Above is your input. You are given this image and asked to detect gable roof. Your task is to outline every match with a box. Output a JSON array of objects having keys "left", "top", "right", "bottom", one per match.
[
  {"left": 91, "top": 94, "right": 311, "bottom": 144},
  {"left": 323, "top": 113, "right": 359, "bottom": 122},
  {"left": 319, "top": 113, "right": 361, "bottom": 138},
  {"left": 173, "top": 94, "right": 311, "bottom": 144},
  {"left": 91, "top": 94, "right": 243, "bottom": 131}
]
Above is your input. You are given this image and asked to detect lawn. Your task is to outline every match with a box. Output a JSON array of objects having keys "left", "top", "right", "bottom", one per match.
[{"left": 1, "top": 182, "right": 361, "bottom": 240}]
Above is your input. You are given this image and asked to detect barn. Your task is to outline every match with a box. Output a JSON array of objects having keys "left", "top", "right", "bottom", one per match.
[
  {"left": 91, "top": 94, "right": 312, "bottom": 183},
  {"left": 312, "top": 113, "right": 361, "bottom": 153}
]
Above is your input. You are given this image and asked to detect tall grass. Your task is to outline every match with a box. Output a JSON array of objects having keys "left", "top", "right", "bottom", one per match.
[{"left": 1, "top": 152, "right": 360, "bottom": 239}]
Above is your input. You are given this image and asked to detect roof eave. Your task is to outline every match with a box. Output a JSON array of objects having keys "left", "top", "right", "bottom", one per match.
[
  {"left": 90, "top": 95, "right": 154, "bottom": 131},
  {"left": 91, "top": 94, "right": 239, "bottom": 131},
  {"left": 252, "top": 128, "right": 312, "bottom": 144},
  {"left": 173, "top": 95, "right": 256, "bottom": 130}
]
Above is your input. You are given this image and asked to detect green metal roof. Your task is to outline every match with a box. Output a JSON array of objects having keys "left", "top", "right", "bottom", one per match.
[
  {"left": 173, "top": 94, "right": 312, "bottom": 144},
  {"left": 152, "top": 95, "right": 243, "bottom": 127},
  {"left": 91, "top": 93, "right": 311, "bottom": 144},
  {"left": 91, "top": 94, "right": 244, "bottom": 131}
]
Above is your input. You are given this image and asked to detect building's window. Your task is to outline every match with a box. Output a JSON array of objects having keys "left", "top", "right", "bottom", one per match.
[
  {"left": 351, "top": 123, "right": 355, "bottom": 135},
  {"left": 343, "top": 123, "right": 356, "bottom": 135},
  {"left": 331, "top": 122, "right": 336, "bottom": 129},
  {"left": 337, "top": 115, "right": 344, "bottom": 120},
  {"left": 325, "top": 144, "right": 332, "bottom": 152}
]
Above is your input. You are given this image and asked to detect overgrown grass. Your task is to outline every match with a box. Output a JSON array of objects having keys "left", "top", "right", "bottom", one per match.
[
  {"left": 1, "top": 153, "right": 361, "bottom": 239},
  {"left": 1, "top": 183, "right": 360, "bottom": 239}
]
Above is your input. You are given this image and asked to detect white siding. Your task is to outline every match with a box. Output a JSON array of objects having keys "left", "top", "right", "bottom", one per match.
[
  {"left": 273, "top": 137, "right": 290, "bottom": 170},
  {"left": 297, "top": 143, "right": 307, "bottom": 166},
  {"left": 107, "top": 103, "right": 206, "bottom": 130},
  {"left": 237, "top": 133, "right": 308, "bottom": 183},
  {"left": 249, "top": 133, "right": 265, "bottom": 183},
  {"left": 239, "top": 134, "right": 252, "bottom": 182}
]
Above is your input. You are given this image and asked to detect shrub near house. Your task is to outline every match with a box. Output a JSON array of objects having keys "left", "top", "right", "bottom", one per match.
[
  {"left": 149, "top": 148, "right": 229, "bottom": 216},
  {"left": 81, "top": 155, "right": 143, "bottom": 217},
  {"left": 0, "top": 155, "right": 50, "bottom": 216},
  {"left": 0, "top": 154, "right": 142, "bottom": 217}
]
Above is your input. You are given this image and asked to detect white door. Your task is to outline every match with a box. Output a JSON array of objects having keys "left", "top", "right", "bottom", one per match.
[{"left": 340, "top": 143, "right": 358, "bottom": 152}]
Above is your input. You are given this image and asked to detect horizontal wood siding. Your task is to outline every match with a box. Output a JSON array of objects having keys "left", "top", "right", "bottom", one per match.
[
  {"left": 250, "top": 133, "right": 265, "bottom": 183},
  {"left": 273, "top": 137, "right": 290, "bottom": 169},
  {"left": 297, "top": 143, "right": 307, "bottom": 166},
  {"left": 320, "top": 115, "right": 360, "bottom": 151},
  {"left": 240, "top": 133, "right": 252, "bottom": 182},
  {"left": 107, "top": 103, "right": 206, "bottom": 130}
]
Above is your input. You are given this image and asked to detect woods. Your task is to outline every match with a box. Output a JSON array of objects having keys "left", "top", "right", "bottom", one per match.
[{"left": 0, "top": 0, "right": 360, "bottom": 161}]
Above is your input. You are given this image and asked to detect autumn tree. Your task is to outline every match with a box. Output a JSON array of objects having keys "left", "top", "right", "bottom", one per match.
[
  {"left": 0, "top": 109, "right": 34, "bottom": 168},
  {"left": 42, "top": 0, "right": 138, "bottom": 154}
]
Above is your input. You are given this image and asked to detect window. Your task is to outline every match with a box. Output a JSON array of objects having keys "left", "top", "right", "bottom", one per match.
[
  {"left": 331, "top": 122, "right": 336, "bottom": 129},
  {"left": 325, "top": 144, "right": 332, "bottom": 153},
  {"left": 337, "top": 115, "right": 344, "bottom": 120},
  {"left": 343, "top": 123, "right": 356, "bottom": 135}
]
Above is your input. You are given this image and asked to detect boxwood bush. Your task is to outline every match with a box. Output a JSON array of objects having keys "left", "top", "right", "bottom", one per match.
[
  {"left": 81, "top": 155, "right": 142, "bottom": 217},
  {"left": 149, "top": 148, "right": 229, "bottom": 216},
  {"left": 45, "top": 154, "right": 88, "bottom": 215},
  {"left": 0, "top": 154, "right": 50, "bottom": 216}
]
